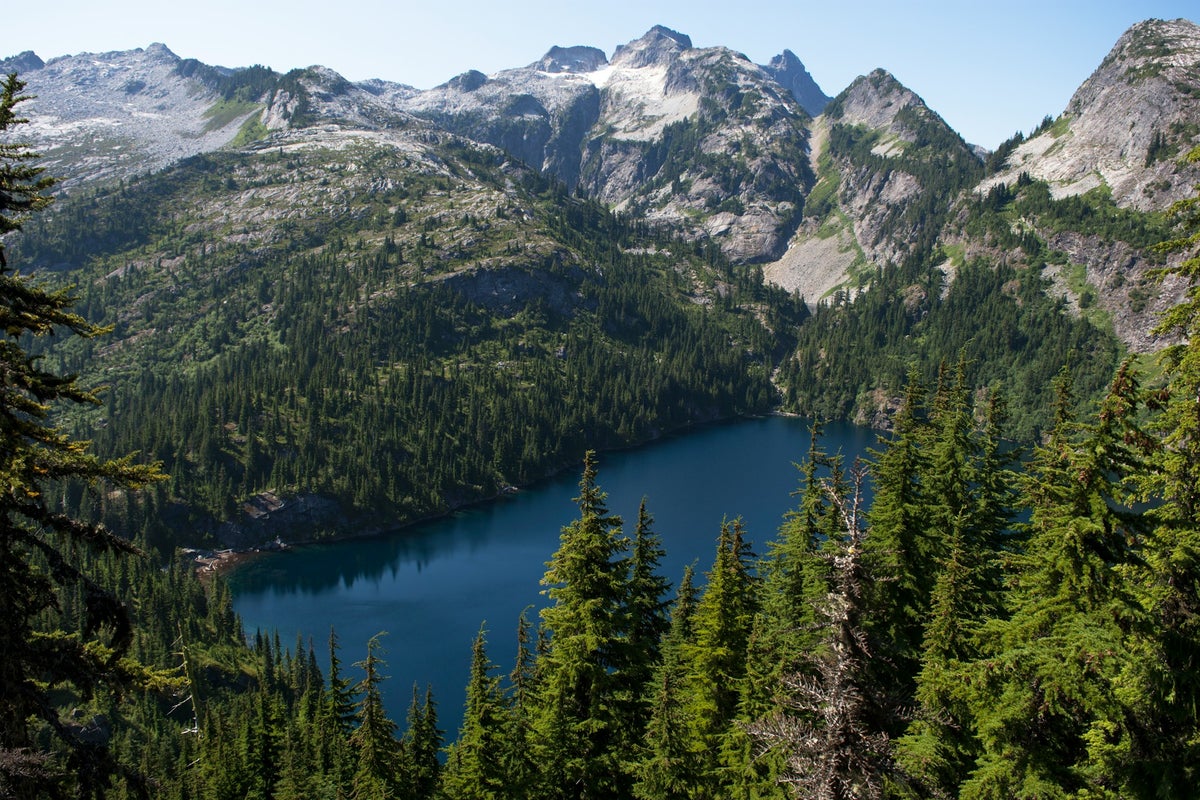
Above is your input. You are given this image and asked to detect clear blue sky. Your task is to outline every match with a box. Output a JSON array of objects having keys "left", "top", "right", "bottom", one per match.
[{"left": 8, "top": 0, "right": 1196, "bottom": 149}]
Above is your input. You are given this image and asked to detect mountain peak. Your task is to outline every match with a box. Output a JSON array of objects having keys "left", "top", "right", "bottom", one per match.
[
  {"left": 992, "top": 15, "right": 1200, "bottom": 210},
  {"left": 826, "top": 68, "right": 924, "bottom": 130},
  {"left": 611, "top": 25, "right": 692, "bottom": 68},
  {"left": 762, "top": 49, "right": 830, "bottom": 117},
  {"left": 533, "top": 45, "right": 608, "bottom": 74},
  {"left": 0, "top": 50, "right": 45, "bottom": 74}
]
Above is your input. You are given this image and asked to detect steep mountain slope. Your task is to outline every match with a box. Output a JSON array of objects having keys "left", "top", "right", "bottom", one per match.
[
  {"left": 14, "top": 119, "right": 795, "bottom": 548},
  {"left": 983, "top": 17, "right": 1200, "bottom": 210},
  {"left": 765, "top": 69, "right": 983, "bottom": 303},
  {"left": 762, "top": 49, "right": 831, "bottom": 117},
  {"left": 399, "top": 26, "right": 817, "bottom": 264},
  {"left": 963, "top": 18, "right": 1200, "bottom": 352}
]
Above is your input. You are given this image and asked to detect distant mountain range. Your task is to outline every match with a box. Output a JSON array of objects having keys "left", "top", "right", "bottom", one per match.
[
  {"left": 3, "top": 18, "right": 1199, "bottom": 543},
  {"left": 5, "top": 19, "right": 1198, "bottom": 341}
]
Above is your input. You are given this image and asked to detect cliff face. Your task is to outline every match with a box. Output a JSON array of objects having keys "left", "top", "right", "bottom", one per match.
[
  {"left": 399, "top": 26, "right": 816, "bottom": 264},
  {"left": 765, "top": 69, "right": 983, "bottom": 303},
  {"left": 983, "top": 18, "right": 1200, "bottom": 210}
]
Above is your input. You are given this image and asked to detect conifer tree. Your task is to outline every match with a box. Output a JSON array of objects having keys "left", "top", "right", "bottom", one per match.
[
  {"left": 963, "top": 366, "right": 1149, "bottom": 798},
  {"left": 1115, "top": 146, "right": 1200, "bottom": 797},
  {"left": 402, "top": 683, "right": 441, "bottom": 800},
  {"left": 0, "top": 71, "right": 165, "bottom": 799},
  {"left": 750, "top": 463, "right": 897, "bottom": 800},
  {"left": 531, "top": 451, "right": 629, "bottom": 799},
  {"left": 499, "top": 609, "right": 539, "bottom": 799},
  {"left": 615, "top": 498, "right": 672, "bottom": 749},
  {"left": 441, "top": 626, "right": 506, "bottom": 800},
  {"left": 349, "top": 634, "right": 403, "bottom": 800},
  {"left": 678, "top": 519, "right": 759, "bottom": 797},
  {"left": 864, "top": 369, "right": 935, "bottom": 699}
]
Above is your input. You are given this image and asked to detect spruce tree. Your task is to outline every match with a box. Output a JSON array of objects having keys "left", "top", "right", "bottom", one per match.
[
  {"left": 634, "top": 565, "right": 699, "bottom": 800},
  {"left": 963, "top": 366, "right": 1149, "bottom": 799},
  {"left": 864, "top": 369, "right": 936, "bottom": 700},
  {"left": 750, "top": 463, "right": 897, "bottom": 800},
  {"left": 441, "top": 626, "right": 506, "bottom": 800},
  {"left": 349, "top": 634, "right": 403, "bottom": 800},
  {"left": 1115, "top": 146, "right": 1200, "bottom": 797},
  {"left": 615, "top": 498, "right": 672, "bottom": 751},
  {"left": 679, "top": 519, "right": 759, "bottom": 798}
]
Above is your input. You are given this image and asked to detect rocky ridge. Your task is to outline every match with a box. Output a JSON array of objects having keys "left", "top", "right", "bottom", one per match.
[
  {"left": 5, "top": 19, "right": 1200, "bottom": 354},
  {"left": 10, "top": 44, "right": 258, "bottom": 188},
  {"left": 982, "top": 17, "right": 1200, "bottom": 210}
]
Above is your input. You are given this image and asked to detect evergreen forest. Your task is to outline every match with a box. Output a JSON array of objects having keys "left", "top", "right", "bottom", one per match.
[{"left": 4, "top": 68, "right": 1200, "bottom": 800}]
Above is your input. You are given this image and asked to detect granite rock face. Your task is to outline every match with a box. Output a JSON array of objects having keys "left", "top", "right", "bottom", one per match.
[
  {"left": 982, "top": 18, "right": 1200, "bottom": 211},
  {"left": 762, "top": 49, "right": 831, "bottom": 117}
]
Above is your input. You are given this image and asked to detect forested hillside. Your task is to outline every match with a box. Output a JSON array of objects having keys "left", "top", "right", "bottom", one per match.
[{"left": 13, "top": 129, "right": 800, "bottom": 551}]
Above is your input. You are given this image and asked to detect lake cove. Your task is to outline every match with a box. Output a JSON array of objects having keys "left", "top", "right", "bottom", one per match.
[{"left": 228, "top": 415, "right": 874, "bottom": 730}]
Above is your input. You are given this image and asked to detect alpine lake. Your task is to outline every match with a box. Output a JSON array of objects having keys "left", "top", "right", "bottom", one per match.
[{"left": 227, "top": 415, "right": 874, "bottom": 730}]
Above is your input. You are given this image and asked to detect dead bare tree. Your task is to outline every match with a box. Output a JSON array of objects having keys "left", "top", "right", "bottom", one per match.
[{"left": 749, "top": 460, "right": 899, "bottom": 800}]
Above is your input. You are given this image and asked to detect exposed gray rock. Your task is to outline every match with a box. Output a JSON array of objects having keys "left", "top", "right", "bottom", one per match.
[
  {"left": 533, "top": 45, "right": 608, "bottom": 74},
  {"left": 762, "top": 49, "right": 831, "bottom": 117},
  {"left": 0, "top": 50, "right": 45, "bottom": 74},
  {"left": 611, "top": 25, "right": 692, "bottom": 69},
  {"left": 982, "top": 18, "right": 1200, "bottom": 211}
]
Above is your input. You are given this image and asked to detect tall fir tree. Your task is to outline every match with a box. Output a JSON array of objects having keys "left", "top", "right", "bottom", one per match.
[
  {"left": 963, "top": 365, "right": 1150, "bottom": 799},
  {"left": 349, "top": 634, "right": 403, "bottom": 800},
  {"left": 863, "top": 368, "right": 936, "bottom": 704},
  {"left": 750, "top": 462, "right": 897, "bottom": 800},
  {"left": 679, "top": 519, "right": 759, "bottom": 799},
  {"left": 1115, "top": 143, "right": 1200, "bottom": 797},
  {"left": 634, "top": 565, "right": 700, "bottom": 800},
  {"left": 531, "top": 451, "right": 629, "bottom": 799},
  {"left": 441, "top": 626, "right": 507, "bottom": 800},
  {"left": 615, "top": 498, "right": 672, "bottom": 752}
]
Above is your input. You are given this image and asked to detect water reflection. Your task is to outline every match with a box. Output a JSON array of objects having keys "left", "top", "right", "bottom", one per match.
[{"left": 229, "top": 416, "right": 873, "bottom": 728}]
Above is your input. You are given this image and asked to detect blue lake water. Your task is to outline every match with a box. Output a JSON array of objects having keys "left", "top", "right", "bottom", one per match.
[{"left": 228, "top": 415, "right": 873, "bottom": 730}]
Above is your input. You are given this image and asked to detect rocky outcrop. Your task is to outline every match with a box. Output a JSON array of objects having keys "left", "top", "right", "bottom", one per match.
[
  {"left": 398, "top": 26, "right": 818, "bottom": 264},
  {"left": 533, "top": 45, "right": 608, "bottom": 74},
  {"left": 765, "top": 69, "right": 981, "bottom": 300},
  {"left": 15, "top": 44, "right": 255, "bottom": 186},
  {"left": 983, "top": 18, "right": 1200, "bottom": 210},
  {"left": 763, "top": 49, "right": 831, "bottom": 117},
  {"left": 0, "top": 50, "right": 44, "bottom": 74}
]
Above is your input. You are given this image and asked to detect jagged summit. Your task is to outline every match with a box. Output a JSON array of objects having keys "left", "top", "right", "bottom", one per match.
[
  {"left": 0, "top": 50, "right": 45, "bottom": 73},
  {"left": 762, "top": 49, "right": 830, "bottom": 117},
  {"left": 533, "top": 45, "right": 608, "bottom": 74},
  {"left": 611, "top": 25, "right": 692, "bottom": 69},
  {"left": 827, "top": 68, "right": 925, "bottom": 134}
]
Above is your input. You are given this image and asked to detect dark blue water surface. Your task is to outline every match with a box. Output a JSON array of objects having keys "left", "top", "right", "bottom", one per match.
[{"left": 228, "top": 415, "right": 872, "bottom": 730}]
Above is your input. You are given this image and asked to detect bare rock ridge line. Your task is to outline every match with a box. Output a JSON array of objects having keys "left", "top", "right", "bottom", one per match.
[{"left": 5, "top": 17, "right": 1200, "bottom": 354}]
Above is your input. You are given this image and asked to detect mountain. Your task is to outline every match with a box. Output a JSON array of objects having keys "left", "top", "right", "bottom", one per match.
[
  {"left": 11, "top": 93, "right": 796, "bottom": 548},
  {"left": 966, "top": 17, "right": 1200, "bottom": 351},
  {"left": 762, "top": 49, "right": 831, "bottom": 117},
  {"left": 398, "top": 25, "right": 816, "bottom": 264},
  {"left": 4, "top": 20, "right": 1198, "bottom": 540},
  {"left": 983, "top": 17, "right": 1200, "bottom": 210},
  {"left": 764, "top": 67, "right": 983, "bottom": 302}
]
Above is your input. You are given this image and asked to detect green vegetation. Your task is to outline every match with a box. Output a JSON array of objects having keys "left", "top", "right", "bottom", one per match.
[
  {"left": 202, "top": 98, "right": 262, "bottom": 132},
  {"left": 777, "top": 249, "right": 1122, "bottom": 441},
  {"left": 6, "top": 79, "right": 1200, "bottom": 795},
  {"left": 15, "top": 137, "right": 800, "bottom": 552}
]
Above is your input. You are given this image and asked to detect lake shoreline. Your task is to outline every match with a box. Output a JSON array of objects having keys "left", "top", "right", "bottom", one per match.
[{"left": 191, "top": 411, "right": 812, "bottom": 578}]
